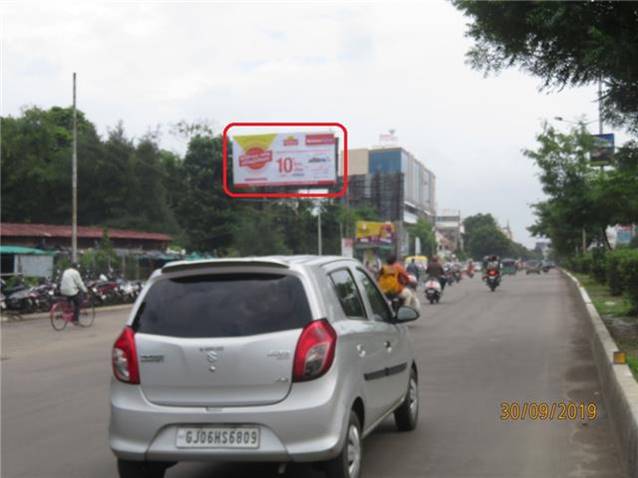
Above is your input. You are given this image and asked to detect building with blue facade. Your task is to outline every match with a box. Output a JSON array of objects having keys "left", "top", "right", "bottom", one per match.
[{"left": 342, "top": 146, "right": 436, "bottom": 256}]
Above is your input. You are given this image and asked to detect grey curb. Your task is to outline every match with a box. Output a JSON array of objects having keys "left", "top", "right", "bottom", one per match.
[
  {"left": 563, "top": 269, "right": 638, "bottom": 478},
  {"left": 0, "top": 304, "right": 133, "bottom": 323}
]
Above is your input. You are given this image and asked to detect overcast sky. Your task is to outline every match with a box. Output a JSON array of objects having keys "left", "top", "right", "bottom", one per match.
[{"left": 2, "top": 1, "right": 630, "bottom": 247}]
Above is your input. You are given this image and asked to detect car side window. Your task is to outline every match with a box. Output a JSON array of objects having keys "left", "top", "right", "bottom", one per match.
[
  {"left": 355, "top": 268, "right": 392, "bottom": 322},
  {"left": 328, "top": 269, "right": 367, "bottom": 320}
]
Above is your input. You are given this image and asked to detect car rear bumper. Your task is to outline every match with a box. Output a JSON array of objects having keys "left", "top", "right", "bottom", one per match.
[{"left": 109, "top": 371, "right": 349, "bottom": 463}]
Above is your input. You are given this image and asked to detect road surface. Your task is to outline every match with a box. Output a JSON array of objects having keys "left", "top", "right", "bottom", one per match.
[{"left": 1, "top": 270, "right": 627, "bottom": 477}]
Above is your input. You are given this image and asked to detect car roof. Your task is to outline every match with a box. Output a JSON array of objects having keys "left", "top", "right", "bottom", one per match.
[{"left": 161, "top": 255, "right": 353, "bottom": 274}]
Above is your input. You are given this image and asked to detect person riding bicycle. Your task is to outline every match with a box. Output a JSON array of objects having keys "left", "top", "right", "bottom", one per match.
[
  {"left": 377, "top": 254, "right": 418, "bottom": 309},
  {"left": 60, "top": 262, "right": 87, "bottom": 324}
]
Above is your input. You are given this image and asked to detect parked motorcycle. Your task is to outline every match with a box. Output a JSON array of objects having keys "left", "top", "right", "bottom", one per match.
[{"left": 424, "top": 278, "right": 442, "bottom": 304}]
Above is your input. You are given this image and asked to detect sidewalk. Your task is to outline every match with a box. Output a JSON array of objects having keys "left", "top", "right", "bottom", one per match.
[{"left": 0, "top": 303, "right": 133, "bottom": 323}]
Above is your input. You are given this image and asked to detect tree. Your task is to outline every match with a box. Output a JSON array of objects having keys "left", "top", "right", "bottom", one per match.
[
  {"left": 463, "top": 213, "right": 534, "bottom": 259},
  {"left": 408, "top": 218, "right": 437, "bottom": 257},
  {"left": 465, "top": 225, "right": 511, "bottom": 259},
  {"left": 232, "top": 203, "right": 291, "bottom": 256},
  {"left": 1, "top": 106, "right": 102, "bottom": 224},
  {"left": 174, "top": 134, "right": 237, "bottom": 253},
  {"left": 453, "top": 1, "right": 638, "bottom": 132},
  {"left": 524, "top": 122, "right": 638, "bottom": 256}
]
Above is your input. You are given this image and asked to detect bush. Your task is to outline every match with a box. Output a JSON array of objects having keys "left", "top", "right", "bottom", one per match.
[
  {"left": 591, "top": 248, "right": 607, "bottom": 284},
  {"left": 618, "top": 250, "right": 638, "bottom": 313},
  {"left": 606, "top": 251, "right": 625, "bottom": 296}
]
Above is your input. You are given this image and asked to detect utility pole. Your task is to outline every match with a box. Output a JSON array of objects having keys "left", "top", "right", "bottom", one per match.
[
  {"left": 72, "top": 72, "right": 78, "bottom": 262},
  {"left": 317, "top": 201, "right": 323, "bottom": 255}
]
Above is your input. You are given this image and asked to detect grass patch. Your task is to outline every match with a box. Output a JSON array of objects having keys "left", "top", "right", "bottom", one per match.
[
  {"left": 627, "top": 355, "right": 638, "bottom": 380},
  {"left": 572, "top": 272, "right": 634, "bottom": 317},
  {"left": 572, "top": 271, "right": 638, "bottom": 381}
]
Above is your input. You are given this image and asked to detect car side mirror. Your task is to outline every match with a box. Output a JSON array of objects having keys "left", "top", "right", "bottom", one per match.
[{"left": 394, "top": 305, "right": 420, "bottom": 323}]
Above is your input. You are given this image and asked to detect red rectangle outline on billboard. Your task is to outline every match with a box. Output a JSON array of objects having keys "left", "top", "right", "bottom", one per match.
[{"left": 222, "top": 122, "right": 348, "bottom": 198}]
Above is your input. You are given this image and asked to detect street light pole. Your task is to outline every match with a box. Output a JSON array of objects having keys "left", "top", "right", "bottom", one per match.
[{"left": 72, "top": 72, "right": 78, "bottom": 262}]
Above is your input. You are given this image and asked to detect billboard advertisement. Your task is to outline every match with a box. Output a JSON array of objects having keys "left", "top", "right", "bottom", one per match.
[
  {"left": 355, "top": 221, "right": 396, "bottom": 245},
  {"left": 591, "top": 133, "right": 615, "bottom": 165},
  {"left": 616, "top": 225, "right": 634, "bottom": 245},
  {"left": 232, "top": 132, "right": 337, "bottom": 188}
]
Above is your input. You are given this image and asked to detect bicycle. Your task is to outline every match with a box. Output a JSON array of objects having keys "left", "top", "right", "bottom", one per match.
[{"left": 49, "top": 293, "right": 96, "bottom": 331}]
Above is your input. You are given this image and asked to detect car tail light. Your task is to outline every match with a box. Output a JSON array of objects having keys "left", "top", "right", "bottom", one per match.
[
  {"left": 112, "top": 326, "right": 140, "bottom": 384},
  {"left": 293, "top": 319, "right": 337, "bottom": 382}
]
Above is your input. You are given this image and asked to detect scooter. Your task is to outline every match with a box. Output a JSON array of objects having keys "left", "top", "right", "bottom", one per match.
[{"left": 424, "top": 278, "right": 442, "bottom": 304}]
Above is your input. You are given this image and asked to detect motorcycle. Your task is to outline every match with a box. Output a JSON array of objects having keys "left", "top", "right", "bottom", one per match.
[
  {"left": 453, "top": 269, "right": 462, "bottom": 283},
  {"left": 6, "top": 287, "right": 41, "bottom": 313},
  {"left": 424, "top": 278, "right": 442, "bottom": 304},
  {"left": 485, "top": 269, "right": 500, "bottom": 292}
]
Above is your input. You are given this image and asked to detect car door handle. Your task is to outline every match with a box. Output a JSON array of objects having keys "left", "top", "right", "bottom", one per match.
[
  {"left": 356, "top": 344, "right": 366, "bottom": 357},
  {"left": 384, "top": 340, "right": 392, "bottom": 352}
]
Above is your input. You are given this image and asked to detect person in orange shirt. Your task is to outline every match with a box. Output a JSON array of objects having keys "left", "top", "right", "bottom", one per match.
[{"left": 377, "top": 254, "right": 419, "bottom": 309}]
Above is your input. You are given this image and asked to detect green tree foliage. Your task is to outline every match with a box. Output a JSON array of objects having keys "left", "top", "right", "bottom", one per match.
[
  {"left": 407, "top": 218, "right": 437, "bottom": 257},
  {"left": 1, "top": 107, "right": 180, "bottom": 234},
  {"left": 80, "top": 228, "right": 118, "bottom": 275},
  {"left": 174, "top": 135, "right": 237, "bottom": 253},
  {"left": 526, "top": 124, "right": 638, "bottom": 257},
  {"left": 232, "top": 203, "right": 291, "bottom": 256},
  {"left": 453, "top": 1, "right": 638, "bottom": 132},
  {"left": 1, "top": 106, "right": 390, "bottom": 257},
  {"left": 463, "top": 213, "right": 535, "bottom": 260}
]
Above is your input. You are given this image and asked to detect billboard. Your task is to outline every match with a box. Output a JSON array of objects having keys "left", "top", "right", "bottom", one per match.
[
  {"left": 591, "top": 133, "right": 615, "bottom": 165},
  {"left": 616, "top": 225, "right": 634, "bottom": 245},
  {"left": 355, "top": 221, "right": 396, "bottom": 245},
  {"left": 232, "top": 132, "right": 337, "bottom": 188}
]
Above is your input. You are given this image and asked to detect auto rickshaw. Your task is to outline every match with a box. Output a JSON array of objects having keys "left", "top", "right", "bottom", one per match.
[{"left": 501, "top": 258, "right": 517, "bottom": 275}]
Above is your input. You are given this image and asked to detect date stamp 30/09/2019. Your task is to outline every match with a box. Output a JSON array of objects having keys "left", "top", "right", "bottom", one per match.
[{"left": 500, "top": 402, "right": 598, "bottom": 421}]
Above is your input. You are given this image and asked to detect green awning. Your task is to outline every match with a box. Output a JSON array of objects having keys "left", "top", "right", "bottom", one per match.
[{"left": 0, "top": 245, "right": 54, "bottom": 255}]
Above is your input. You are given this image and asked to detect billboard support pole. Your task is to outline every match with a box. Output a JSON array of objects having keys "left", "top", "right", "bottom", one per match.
[{"left": 317, "top": 202, "right": 322, "bottom": 255}]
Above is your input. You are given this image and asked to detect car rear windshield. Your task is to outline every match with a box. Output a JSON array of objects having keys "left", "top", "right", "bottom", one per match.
[{"left": 134, "top": 273, "right": 312, "bottom": 338}]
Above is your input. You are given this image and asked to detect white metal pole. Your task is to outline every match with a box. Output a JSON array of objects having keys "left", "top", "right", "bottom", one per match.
[
  {"left": 72, "top": 72, "right": 78, "bottom": 262},
  {"left": 317, "top": 202, "right": 323, "bottom": 255}
]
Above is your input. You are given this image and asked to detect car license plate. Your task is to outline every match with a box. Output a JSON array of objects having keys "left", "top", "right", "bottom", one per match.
[{"left": 176, "top": 426, "right": 260, "bottom": 448}]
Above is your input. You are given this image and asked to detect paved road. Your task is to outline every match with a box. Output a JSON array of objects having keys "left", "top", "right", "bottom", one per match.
[{"left": 1, "top": 271, "right": 627, "bottom": 477}]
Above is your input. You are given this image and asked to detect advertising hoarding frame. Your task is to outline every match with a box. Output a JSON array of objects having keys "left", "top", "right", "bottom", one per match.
[{"left": 222, "top": 122, "right": 348, "bottom": 199}]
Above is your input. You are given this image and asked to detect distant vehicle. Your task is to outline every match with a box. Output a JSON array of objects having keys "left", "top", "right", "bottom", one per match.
[
  {"left": 110, "top": 256, "right": 420, "bottom": 478},
  {"left": 501, "top": 258, "right": 517, "bottom": 275},
  {"left": 526, "top": 260, "right": 542, "bottom": 275},
  {"left": 424, "top": 279, "right": 442, "bottom": 304}
]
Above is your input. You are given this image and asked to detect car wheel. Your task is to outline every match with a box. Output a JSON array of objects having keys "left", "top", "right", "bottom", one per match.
[
  {"left": 394, "top": 368, "right": 419, "bottom": 431},
  {"left": 324, "top": 411, "right": 362, "bottom": 478},
  {"left": 117, "top": 459, "right": 171, "bottom": 478}
]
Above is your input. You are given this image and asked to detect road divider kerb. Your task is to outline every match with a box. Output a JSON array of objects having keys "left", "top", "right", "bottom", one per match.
[
  {"left": 563, "top": 269, "right": 638, "bottom": 478},
  {"left": 0, "top": 304, "right": 134, "bottom": 323}
]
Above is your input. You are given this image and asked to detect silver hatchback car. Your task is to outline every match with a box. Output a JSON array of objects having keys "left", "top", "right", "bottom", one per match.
[{"left": 109, "top": 256, "right": 420, "bottom": 478}]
